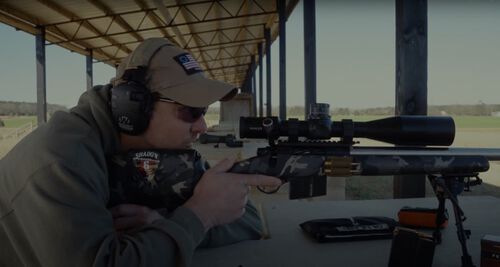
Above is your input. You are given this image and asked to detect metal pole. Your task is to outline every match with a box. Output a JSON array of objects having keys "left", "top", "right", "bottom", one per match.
[
  {"left": 86, "top": 49, "right": 93, "bottom": 91},
  {"left": 258, "top": 43, "right": 264, "bottom": 117},
  {"left": 394, "top": 0, "right": 428, "bottom": 198},
  {"left": 265, "top": 28, "right": 272, "bottom": 117},
  {"left": 304, "top": 0, "right": 317, "bottom": 118},
  {"left": 36, "top": 26, "right": 47, "bottom": 124},
  {"left": 242, "top": 55, "right": 254, "bottom": 94},
  {"left": 251, "top": 56, "right": 257, "bottom": 116},
  {"left": 278, "top": 0, "right": 287, "bottom": 120}
]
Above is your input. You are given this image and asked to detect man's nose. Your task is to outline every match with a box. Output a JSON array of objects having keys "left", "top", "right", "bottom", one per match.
[{"left": 191, "top": 115, "right": 208, "bottom": 134}]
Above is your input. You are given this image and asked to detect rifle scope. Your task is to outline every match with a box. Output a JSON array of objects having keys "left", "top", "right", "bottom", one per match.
[{"left": 239, "top": 104, "right": 455, "bottom": 146}]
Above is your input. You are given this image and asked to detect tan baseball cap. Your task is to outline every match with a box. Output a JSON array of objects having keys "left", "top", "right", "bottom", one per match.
[{"left": 113, "top": 38, "right": 238, "bottom": 107}]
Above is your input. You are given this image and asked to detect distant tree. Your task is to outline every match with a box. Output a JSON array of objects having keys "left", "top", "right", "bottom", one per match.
[
  {"left": 474, "top": 101, "right": 489, "bottom": 116},
  {"left": 334, "top": 108, "right": 351, "bottom": 116},
  {"left": 288, "top": 106, "right": 304, "bottom": 117},
  {"left": 0, "top": 118, "right": 4, "bottom": 127},
  {"left": 0, "top": 101, "right": 67, "bottom": 116}
]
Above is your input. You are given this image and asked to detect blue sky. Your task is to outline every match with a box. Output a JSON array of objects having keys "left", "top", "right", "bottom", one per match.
[{"left": 1, "top": 1, "right": 499, "bottom": 109}]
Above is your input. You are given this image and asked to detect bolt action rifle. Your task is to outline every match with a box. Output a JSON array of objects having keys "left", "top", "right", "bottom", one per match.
[
  {"left": 108, "top": 103, "right": 499, "bottom": 267},
  {"left": 234, "top": 103, "right": 499, "bottom": 267}
]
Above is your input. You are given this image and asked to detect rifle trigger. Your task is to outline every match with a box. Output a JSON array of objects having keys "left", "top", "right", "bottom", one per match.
[{"left": 324, "top": 156, "right": 355, "bottom": 177}]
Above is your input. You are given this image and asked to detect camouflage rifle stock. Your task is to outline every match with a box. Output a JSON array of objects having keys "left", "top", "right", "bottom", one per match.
[
  {"left": 228, "top": 145, "right": 496, "bottom": 199},
  {"left": 107, "top": 144, "right": 499, "bottom": 208}
]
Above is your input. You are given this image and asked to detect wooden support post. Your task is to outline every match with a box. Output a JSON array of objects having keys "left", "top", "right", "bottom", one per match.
[{"left": 394, "top": 0, "right": 428, "bottom": 198}]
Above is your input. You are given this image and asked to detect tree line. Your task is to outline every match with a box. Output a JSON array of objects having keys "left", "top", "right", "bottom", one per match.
[
  {"left": 0, "top": 101, "right": 67, "bottom": 116},
  {"left": 1, "top": 101, "right": 498, "bottom": 117}
]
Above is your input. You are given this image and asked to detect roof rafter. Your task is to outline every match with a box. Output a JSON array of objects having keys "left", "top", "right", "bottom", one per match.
[
  {"left": 87, "top": 0, "right": 143, "bottom": 42},
  {"left": 212, "top": 71, "right": 247, "bottom": 78},
  {"left": 45, "top": 7, "right": 275, "bottom": 31},
  {"left": 37, "top": 0, "right": 131, "bottom": 54},
  {"left": 186, "top": 37, "right": 264, "bottom": 50},
  {"left": 176, "top": 0, "right": 214, "bottom": 77},
  {"left": 200, "top": 54, "right": 251, "bottom": 64},
  {"left": 153, "top": 0, "right": 187, "bottom": 48},
  {"left": 206, "top": 63, "right": 249, "bottom": 72},
  {"left": 1, "top": 0, "right": 299, "bottom": 87},
  {"left": 133, "top": 0, "right": 171, "bottom": 40},
  {"left": 0, "top": 2, "right": 116, "bottom": 60},
  {"left": 43, "top": 0, "right": 218, "bottom": 27}
]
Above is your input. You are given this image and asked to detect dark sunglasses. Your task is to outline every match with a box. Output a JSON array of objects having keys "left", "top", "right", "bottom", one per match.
[{"left": 157, "top": 98, "right": 207, "bottom": 123}]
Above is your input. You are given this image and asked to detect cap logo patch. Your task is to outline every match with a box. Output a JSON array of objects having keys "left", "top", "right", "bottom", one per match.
[{"left": 174, "top": 53, "right": 203, "bottom": 75}]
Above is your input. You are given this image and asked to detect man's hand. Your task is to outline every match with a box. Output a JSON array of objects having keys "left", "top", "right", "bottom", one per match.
[
  {"left": 110, "top": 204, "right": 163, "bottom": 232},
  {"left": 183, "top": 158, "right": 282, "bottom": 232}
]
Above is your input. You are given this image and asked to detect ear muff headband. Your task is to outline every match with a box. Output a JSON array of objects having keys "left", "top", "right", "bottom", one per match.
[
  {"left": 126, "top": 38, "right": 172, "bottom": 70},
  {"left": 111, "top": 39, "right": 173, "bottom": 135}
]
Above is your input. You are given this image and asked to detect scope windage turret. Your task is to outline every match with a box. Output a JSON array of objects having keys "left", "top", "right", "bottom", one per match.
[{"left": 239, "top": 115, "right": 455, "bottom": 146}]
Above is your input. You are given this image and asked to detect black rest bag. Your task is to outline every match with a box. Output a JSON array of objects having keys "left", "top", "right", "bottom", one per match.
[{"left": 300, "top": 216, "right": 398, "bottom": 242}]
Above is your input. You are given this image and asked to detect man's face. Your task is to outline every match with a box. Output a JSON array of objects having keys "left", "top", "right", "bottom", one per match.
[{"left": 142, "top": 101, "right": 208, "bottom": 149}]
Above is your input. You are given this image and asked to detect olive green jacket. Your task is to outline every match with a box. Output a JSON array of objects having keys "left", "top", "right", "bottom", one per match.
[{"left": 0, "top": 85, "right": 261, "bottom": 267}]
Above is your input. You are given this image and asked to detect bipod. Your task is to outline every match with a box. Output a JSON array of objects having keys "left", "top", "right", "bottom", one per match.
[{"left": 427, "top": 174, "right": 482, "bottom": 267}]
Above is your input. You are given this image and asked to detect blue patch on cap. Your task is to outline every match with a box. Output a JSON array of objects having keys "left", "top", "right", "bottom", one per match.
[{"left": 174, "top": 53, "right": 203, "bottom": 75}]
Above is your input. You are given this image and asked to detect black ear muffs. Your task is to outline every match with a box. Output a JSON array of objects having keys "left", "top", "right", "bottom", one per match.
[
  {"left": 111, "top": 76, "right": 154, "bottom": 135},
  {"left": 110, "top": 39, "right": 171, "bottom": 135}
]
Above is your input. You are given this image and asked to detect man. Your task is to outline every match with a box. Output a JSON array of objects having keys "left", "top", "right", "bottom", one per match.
[{"left": 0, "top": 38, "right": 281, "bottom": 266}]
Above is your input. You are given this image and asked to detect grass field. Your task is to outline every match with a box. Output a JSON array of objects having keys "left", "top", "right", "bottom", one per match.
[
  {"left": 451, "top": 116, "right": 500, "bottom": 128},
  {"left": 0, "top": 116, "right": 37, "bottom": 158},
  {"left": 0, "top": 116, "right": 37, "bottom": 128}
]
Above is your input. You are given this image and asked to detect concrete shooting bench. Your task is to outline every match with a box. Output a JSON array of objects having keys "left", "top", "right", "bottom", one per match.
[{"left": 193, "top": 196, "right": 500, "bottom": 267}]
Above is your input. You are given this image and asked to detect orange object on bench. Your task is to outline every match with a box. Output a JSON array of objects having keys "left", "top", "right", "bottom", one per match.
[{"left": 398, "top": 207, "right": 448, "bottom": 229}]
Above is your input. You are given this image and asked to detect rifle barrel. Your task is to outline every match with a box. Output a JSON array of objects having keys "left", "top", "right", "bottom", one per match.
[{"left": 351, "top": 147, "right": 500, "bottom": 161}]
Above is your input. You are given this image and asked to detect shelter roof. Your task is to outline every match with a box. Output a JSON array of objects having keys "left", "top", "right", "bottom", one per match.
[{"left": 0, "top": 0, "right": 298, "bottom": 86}]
